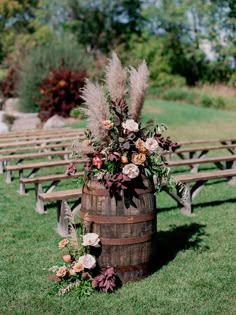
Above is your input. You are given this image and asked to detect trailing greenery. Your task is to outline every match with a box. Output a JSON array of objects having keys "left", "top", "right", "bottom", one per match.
[
  {"left": 18, "top": 35, "right": 90, "bottom": 113},
  {"left": 1, "top": 100, "right": 236, "bottom": 314}
]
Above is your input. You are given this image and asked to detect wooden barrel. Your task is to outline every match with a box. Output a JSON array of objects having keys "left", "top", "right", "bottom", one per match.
[{"left": 80, "top": 177, "right": 157, "bottom": 283}]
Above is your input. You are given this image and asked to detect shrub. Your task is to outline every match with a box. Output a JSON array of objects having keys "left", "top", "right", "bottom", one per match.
[
  {"left": 37, "top": 63, "right": 86, "bottom": 122},
  {"left": 18, "top": 35, "right": 90, "bottom": 113},
  {"left": 201, "top": 95, "right": 213, "bottom": 107},
  {"left": 0, "top": 64, "right": 19, "bottom": 98},
  {"left": 214, "top": 96, "right": 225, "bottom": 109},
  {"left": 69, "top": 106, "right": 85, "bottom": 119}
]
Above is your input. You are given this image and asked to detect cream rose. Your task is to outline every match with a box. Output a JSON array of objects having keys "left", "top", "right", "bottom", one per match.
[
  {"left": 82, "top": 233, "right": 100, "bottom": 247},
  {"left": 122, "top": 119, "right": 139, "bottom": 132},
  {"left": 58, "top": 239, "right": 69, "bottom": 249},
  {"left": 103, "top": 120, "right": 114, "bottom": 130},
  {"left": 122, "top": 163, "right": 139, "bottom": 179},
  {"left": 56, "top": 266, "right": 67, "bottom": 278},
  {"left": 132, "top": 153, "right": 146, "bottom": 165},
  {"left": 78, "top": 254, "right": 96, "bottom": 269},
  {"left": 145, "top": 138, "right": 159, "bottom": 153}
]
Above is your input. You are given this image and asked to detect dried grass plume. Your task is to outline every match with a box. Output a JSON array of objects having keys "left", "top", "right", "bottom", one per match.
[
  {"left": 81, "top": 79, "right": 110, "bottom": 143},
  {"left": 105, "top": 52, "right": 127, "bottom": 102},
  {"left": 129, "top": 60, "right": 149, "bottom": 121}
]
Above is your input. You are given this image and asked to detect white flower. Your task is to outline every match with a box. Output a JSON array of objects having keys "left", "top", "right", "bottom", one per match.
[
  {"left": 78, "top": 254, "right": 96, "bottom": 269},
  {"left": 82, "top": 233, "right": 100, "bottom": 247},
  {"left": 145, "top": 138, "right": 159, "bottom": 153},
  {"left": 122, "top": 119, "right": 139, "bottom": 132},
  {"left": 122, "top": 163, "right": 139, "bottom": 179}
]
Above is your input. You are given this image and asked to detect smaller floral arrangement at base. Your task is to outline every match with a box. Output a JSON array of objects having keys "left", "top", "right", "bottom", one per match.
[{"left": 47, "top": 208, "right": 119, "bottom": 297}]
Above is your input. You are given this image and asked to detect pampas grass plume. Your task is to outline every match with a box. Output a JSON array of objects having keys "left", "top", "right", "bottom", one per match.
[
  {"left": 105, "top": 52, "right": 127, "bottom": 102},
  {"left": 129, "top": 60, "right": 149, "bottom": 121}
]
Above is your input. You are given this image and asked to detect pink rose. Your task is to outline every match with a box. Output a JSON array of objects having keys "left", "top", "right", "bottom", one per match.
[
  {"left": 78, "top": 254, "right": 96, "bottom": 269},
  {"left": 82, "top": 233, "right": 100, "bottom": 247},
  {"left": 92, "top": 156, "right": 103, "bottom": 169},
  {"left": 145, "top": 138, "right": 159, "bottom": 153},
  {"left": 122, "top": 163, "right": 139, "bottom": 179}
]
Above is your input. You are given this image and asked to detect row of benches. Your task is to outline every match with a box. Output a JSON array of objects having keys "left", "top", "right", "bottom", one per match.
[{"left": 1, "top": 129, "right": 236, "bottom": 236}]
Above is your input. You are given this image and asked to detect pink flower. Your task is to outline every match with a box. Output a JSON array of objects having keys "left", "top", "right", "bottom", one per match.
[
  {"left": 58, "top": 239, "right": 69, "bottom": 249},
  {"left": 145, "top": 138, "right": 159, "bottom": 153},
  {"left": 56, "top": 266, "right": 67, "bottom": 278},
  {"left": 122, "top": 119, "right": 139, "bottom": 132},
  {"left": 92, "top": 156, "right": 103, "bottom": 169},
  {"left": 78, "top": 254, "right": 96, "bottom": 269},
  {"left": 82, "top": 233, "right": 100, "bottom": 247},
  {"left": 122, "top": 163, "right": 139, "bottom": 179}
]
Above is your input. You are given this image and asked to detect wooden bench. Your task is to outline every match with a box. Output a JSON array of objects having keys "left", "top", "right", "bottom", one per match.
[
  {"left": 37, "top": 188, "right": 82, "bottom": 236},
  {"left": 0, "top": 142, "right": 71, "bottom": 156},
  {"left": 168, "top": 154, "right": 236, "bottom": 173},
  {"left": 0, "top": 129, "right": 83, "bottom": 143},
  {"left": 20, "top": 171, "right": 84, "bottom": 210},
  {"left": 0, "top": 149, "right": 73, "bottom": 173},
  {"left": 171, "top": 143, "right": 236, "bottom": 160},
  {"left": 165, "top": 168, "right": 236, "bottom": 215},
  {"left": 0, "top": 127, "right": 75, "bottom": 139},
  {"left": 0, "top": 134, "right": 84, "bottom": 149},
  {"left": 5, "top": 158, "right": 87, "bottom": 183},
  {"left": 177, "top": 137, "right": 236, "bottom": 147}
]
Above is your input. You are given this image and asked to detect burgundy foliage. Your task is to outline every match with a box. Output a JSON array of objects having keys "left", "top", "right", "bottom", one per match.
[
  {"left": 65, "top": 162, "right": 77, "bottom": 176},
  {"left": 95, "top": 266, "right": 117, "bottom": 293},
  {"left": 37, "top": 63, "right": 86, "bottom": 122}
]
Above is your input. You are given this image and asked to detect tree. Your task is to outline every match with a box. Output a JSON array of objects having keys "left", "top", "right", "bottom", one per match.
[{"left": 64, "top": 0, "right": 145, "bottom": 55}]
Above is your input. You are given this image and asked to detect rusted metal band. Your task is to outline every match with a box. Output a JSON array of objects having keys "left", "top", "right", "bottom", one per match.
[
  {"left": 100, "top": 233, "right": 153, "bottom": 245},
  {"left": 83, "top": 187, "right": 109, "bottom": 196},
  {"left": 134, "top": 187, "right": 154, "bottom": 194},
  {"left": 114, "top": 263, "right": 148, "bottom": 273},
  {"left": 83, "top": 186, "right": 154, "bottom": 196},
  {"left": 80, "top": 209, "right": 155, "bottom": 224}
]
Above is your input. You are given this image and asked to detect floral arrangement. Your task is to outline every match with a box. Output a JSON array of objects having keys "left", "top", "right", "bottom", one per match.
[
  {"left": 48, "top": 208, "right": 118, "bottom": 296},
  {"left": 73, "top": 53, "right": 183, "bottom": 206}
]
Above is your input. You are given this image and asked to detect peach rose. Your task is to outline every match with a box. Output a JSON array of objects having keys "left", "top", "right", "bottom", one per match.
[
  {"left": 121, "top": 155, "right": 128, "bottom": 164},
  {"left": 58, "top": 239, "right": 69, "bottom": 249},
  {"left": 145, "top": 138, "right": 159, "bottom": 153},
  {"left": 135, "top": 138, "right": 148, "bottom": 154},
  {"left": 122, "top": 119, "right": 139, "bottom": 132},
  {"left": 122, "top": 163, "right": 139, "bottom": 179},
  {"left": 132, "top": 153, "right": 146, "bottom": 165},
  {"left": 56, "top": 266, "right": 67, "bottom": 278},
  {"left": 103, "top": 120, "right": 114, "bottom": 130},
  {"left": 79, "top": 254, "right": 96, "bottom": 269},
  {"left": 82, "top": 233, "right": 100, "bottom": 247},
  {"left": 72, "top": 261, "right": 84, "bottom": 273},
  {"left": 63, "top": 254, "right": 72, "bottom": 263}
]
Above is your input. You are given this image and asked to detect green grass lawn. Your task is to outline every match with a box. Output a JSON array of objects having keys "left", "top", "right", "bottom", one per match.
[{"left": 1, "top": 99, "right": 236, "bottom": 315}]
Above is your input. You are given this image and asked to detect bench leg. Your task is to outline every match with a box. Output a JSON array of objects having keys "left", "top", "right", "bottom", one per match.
[
  {"left": 0, "top": 161, "right": 4, "bottom": 174},
  {"left": 5, "top": 170, "right": 12, "bottom": 183},
  {"left": 35, "top": 185, "right": 45, "bottom": 214},
  {"left": 56, "top": 201, "right": 69, "bottom": 237},
  {"left": 229, "top": 160, "right": 236, "bottom": 185}
]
